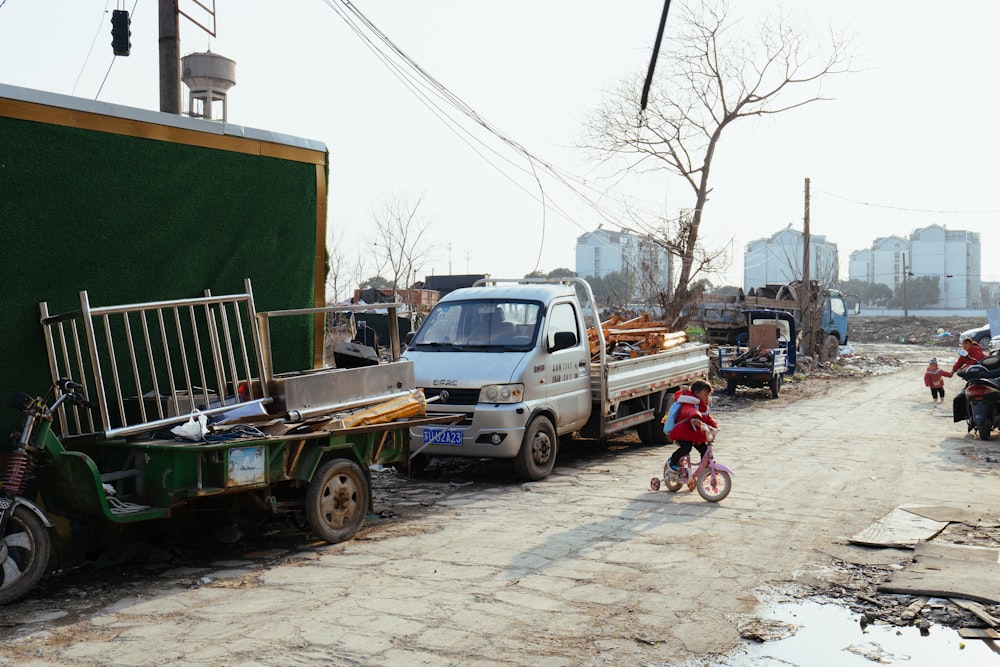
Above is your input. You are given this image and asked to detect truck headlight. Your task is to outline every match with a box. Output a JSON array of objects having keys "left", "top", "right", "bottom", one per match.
[{"left": 479, "top": 384, "right": 524, "bottom": 404}]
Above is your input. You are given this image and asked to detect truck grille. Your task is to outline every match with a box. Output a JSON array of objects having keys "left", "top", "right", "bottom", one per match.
[{"left": 423, "top": 387, "right": 480, "bottom": 406}]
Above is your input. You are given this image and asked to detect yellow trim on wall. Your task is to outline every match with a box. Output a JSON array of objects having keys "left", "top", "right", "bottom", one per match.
[
  {"left": 0, "top": 97, "right": 326, "bottom": 166},
  {"left": 313, "top": 162, "right": 329, "bottom": 367}
]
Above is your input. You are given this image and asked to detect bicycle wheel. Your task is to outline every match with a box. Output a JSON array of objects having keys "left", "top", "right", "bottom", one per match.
[
  {"left": 695, "top": 467, "right": 732, "bottom": 502},
  {"left": 662, "top": 461, "right": 682, "bottom": 492}
]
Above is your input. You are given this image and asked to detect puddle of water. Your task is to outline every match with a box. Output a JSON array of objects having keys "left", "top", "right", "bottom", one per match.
[{"left": 706, "top": 598, "right": 999, "bottom": 666}]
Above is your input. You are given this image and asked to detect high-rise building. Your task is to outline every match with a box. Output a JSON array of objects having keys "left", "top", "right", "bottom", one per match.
[
  {"left": 575, "top": 226, "right": 672, "bottom": 300},
  {"left": 848, "top": 224, "right": 981, "bottom": 308},
  {"left": 743, "top": 225, "right": 839, "bottom": 290}
]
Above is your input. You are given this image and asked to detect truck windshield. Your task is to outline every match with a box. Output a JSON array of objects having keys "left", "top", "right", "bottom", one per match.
[{"left": 411, "top": 300, "right": 541, "bottom": 350}]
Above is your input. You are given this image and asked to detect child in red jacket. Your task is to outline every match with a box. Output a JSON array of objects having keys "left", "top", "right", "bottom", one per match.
[
  {"left": 667, "top": 380, "right": 718, "bottom": 473},
  {"left": 923, "top": 357, "right": 950, "bottom": 404}
]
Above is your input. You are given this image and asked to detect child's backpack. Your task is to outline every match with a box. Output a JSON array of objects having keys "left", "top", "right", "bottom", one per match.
[{"left": 662, "top": 401, "right": 683, "bottom": 434}]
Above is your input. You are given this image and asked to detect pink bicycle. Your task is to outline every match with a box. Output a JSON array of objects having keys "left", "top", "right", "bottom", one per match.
[{"left": 650, "top": 431, "right": 733, "bottom": 502}]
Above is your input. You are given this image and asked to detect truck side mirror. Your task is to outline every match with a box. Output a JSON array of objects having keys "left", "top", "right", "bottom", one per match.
[
  {"left": 404, "top": 331, "right": 416, "bottom": 347},
  {"left": 550, "top": 331, "right": 578, "bottom": 353}
]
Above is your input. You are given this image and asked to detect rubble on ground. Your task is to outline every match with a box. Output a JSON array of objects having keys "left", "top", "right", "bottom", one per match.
[{"left": 850, "top": 316, "right": 983, "bottom": 345}]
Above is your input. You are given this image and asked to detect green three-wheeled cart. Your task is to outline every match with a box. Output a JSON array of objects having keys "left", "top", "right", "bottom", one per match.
[{"left": 0, "top": 280, "right": 456, "bottom": 604}]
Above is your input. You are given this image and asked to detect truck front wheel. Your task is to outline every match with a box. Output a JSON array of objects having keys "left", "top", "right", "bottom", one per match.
[
  {"left": 821, "top": 334, "right": 840, "bottom": 362},
  {"left": 514, "top": 417, "right": 558, "bottom": 481}
]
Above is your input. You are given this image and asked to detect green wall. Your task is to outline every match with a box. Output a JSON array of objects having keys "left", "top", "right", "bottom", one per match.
[{"left": 0, "top": 95, "right": 328, "bottom": 436}]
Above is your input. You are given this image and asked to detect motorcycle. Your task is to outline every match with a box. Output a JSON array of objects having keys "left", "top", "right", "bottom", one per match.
[
  {"left": 1, "top": 380, "right": 91, "bottom": 604},
  {"left": 953, "top": 355, "right": 1000, "bottom": 441}
]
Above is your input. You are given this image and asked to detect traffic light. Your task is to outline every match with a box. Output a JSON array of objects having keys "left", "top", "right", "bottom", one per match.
[{"left": 111, "top": 9, "right": 131, "bottom": 56}]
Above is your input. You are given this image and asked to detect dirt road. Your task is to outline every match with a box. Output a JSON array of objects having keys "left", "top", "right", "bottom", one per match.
[{"left": 1, "top": 344, "right": 996, "bottom": 666}]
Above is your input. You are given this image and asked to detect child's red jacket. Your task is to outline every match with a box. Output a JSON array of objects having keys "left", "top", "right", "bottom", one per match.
[
  {"left": 924, "top": 366, "right": 949, "bottom": 389},
  {"left": 668, "top": 390, "right": 718, "bottom": 443}
]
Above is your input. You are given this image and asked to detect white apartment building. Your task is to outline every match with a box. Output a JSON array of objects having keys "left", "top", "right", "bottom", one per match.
[
  {"left": 848, "top": 224, "right": 981, "bottom": 308},
  {"left": 743, "top": 225, "right": 839, "bottom": 290},
  {"left": 575, "top": 226, "right": 672, "bottom": 297}
]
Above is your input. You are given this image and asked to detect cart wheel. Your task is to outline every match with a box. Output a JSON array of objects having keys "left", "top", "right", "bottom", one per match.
[
  {"left": 726, "top": 379, "right": 737, "bottom": 396},
  {"left": 769, "top": 374, "right": 782, "bottom": 399},
  {"left": 306, "top": 459, "right": 370, "bottom": 544},
  {"left": 650, "top": 477, "right": 660, "bottom": 491},
  {"left": 696, "top": 468, "right": 732, "bottom": 502},
  {"left": 0, "top": 504, "right": 52, "bottom": 605}
]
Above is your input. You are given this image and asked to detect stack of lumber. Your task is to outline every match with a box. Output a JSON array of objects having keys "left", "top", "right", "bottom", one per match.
[
  {"left": 587, "top": 313, "right": 687, "bottom": 358},
  {"left": 340, "top": 389, "right": 427, "bottom": 428}
]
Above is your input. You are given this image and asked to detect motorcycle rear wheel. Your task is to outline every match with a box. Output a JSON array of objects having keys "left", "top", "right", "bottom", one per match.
[
  {"left": 0, "top": 504, "right": 52, "bottom": 605},
  {"left": 979, "top": 420, "right": 992, "bottom": 441}
]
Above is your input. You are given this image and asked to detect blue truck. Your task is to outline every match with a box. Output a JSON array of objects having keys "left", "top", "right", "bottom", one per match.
[{"left": 691, "top": 281, "right": 857, "bottom": 362}]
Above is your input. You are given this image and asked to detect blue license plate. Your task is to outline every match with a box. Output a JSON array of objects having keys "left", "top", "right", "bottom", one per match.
[{"left": 422, "top": 427, "right": 463, "bottom": 446}]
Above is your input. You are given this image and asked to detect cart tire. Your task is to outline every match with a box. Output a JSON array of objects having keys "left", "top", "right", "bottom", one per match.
[
  {"left": 726, "top": 379, "right": 737, "bottom": 396},
  {"left": 696, "top": 468, "right": 732, "bottom": 502},
  {"left": 514, "top": 416, "right": 557, "bottom": 481},
  {"left": 0, "top": 504, "right": 52, "bottom": 605},
  {"left": 770, "top": 374, "right": 782, "bottom": 399},
  {"left": 306, "top": 459, "right": 370, "bottom": 544}
]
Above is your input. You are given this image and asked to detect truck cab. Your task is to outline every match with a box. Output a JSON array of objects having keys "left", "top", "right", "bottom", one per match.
[
  {"left": 402, "top": 281, "right": 592, "bottom": 480},
  {"left": 819, "top": 289, "right": 855, "bottom": 344}
]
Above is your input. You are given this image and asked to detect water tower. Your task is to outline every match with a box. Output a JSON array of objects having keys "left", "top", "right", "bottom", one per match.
[{"left": 181, "top": 51, "right": 236, "bottom": 122}]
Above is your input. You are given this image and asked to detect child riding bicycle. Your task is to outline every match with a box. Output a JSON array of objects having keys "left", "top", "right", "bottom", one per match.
[{"left": 667, "top": 380, "right": 718, "bottom": 476}]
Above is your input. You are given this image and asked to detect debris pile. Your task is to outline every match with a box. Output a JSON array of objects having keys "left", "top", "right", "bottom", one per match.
[
  {"left": 721, "top": 344, "right": 776, "bottom": 369},
  {"left": 587, "top": 313, "right": 687, "bottom": 358},
  {"left": 851, "top": 316, "right": 982, "bottom": 345}
]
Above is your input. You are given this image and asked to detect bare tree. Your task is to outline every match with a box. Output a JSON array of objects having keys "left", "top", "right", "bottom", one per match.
[
  {"left": 370, "top": 192, "right": 436, "bottom": 311},
  {"left": 585, "top": 0, "right": 852, "bottom": 326},
  {"left": 325, "top": 227, "right": 351, "bottom": 304}
]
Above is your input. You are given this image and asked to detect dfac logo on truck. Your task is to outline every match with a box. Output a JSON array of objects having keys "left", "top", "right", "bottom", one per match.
[{"left": 433, "top": 379, "right": 459, "bottom": 386}]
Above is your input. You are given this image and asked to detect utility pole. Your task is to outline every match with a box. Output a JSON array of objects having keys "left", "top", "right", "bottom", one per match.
[
  {"left": 902, "top": 252, "right": 909, "bottom": 317},
  {"left": 801, "top": 177, "right": 814, "bottom": 357},
  {"left": 159, "top": 0, "right": 181, "bottom": 114}
]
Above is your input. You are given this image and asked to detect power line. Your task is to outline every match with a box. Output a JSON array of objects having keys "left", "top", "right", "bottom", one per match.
[
  {"left": 73, "top": 1, "right": 113, "bottom": 97},
  {"left": 319, "top": 0, "right": 643, "bottom": 246},
  {"left": 814, "top": 188, "right": 1000, "bottom": 215}
]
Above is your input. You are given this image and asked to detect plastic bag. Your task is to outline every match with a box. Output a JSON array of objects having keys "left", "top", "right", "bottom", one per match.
[{"left": 171, "top": 409, "right": 208, "bottom": 441}]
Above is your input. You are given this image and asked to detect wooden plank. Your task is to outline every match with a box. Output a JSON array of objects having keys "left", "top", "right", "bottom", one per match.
[
  {"left": 848, "top": 507, "right": 949, "bottom": 548},
  {"left": 951, "top": 598, "right": 1000, "bottom": 627},
  {"left": 879, "top": 556, "right": 1000, "bottom": 604},
  {"left": 915, "top": 540, "right": 1000, "bottom": 563},
  {"left": 958, "top": 628, "right": 1000, "bottom": 640}
]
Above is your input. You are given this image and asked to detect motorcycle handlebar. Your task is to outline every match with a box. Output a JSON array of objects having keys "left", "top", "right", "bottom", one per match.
[
  {"left": 55, "top": 378, "right": 96, "bottom": 410},
  {"left": 56, "top": 378, "right": 84, "bottom": 392}
]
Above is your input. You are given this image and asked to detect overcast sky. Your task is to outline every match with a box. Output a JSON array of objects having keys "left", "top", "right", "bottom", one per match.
[{"left": 2, "top": 1, "right": 998, "bottom": 296}]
